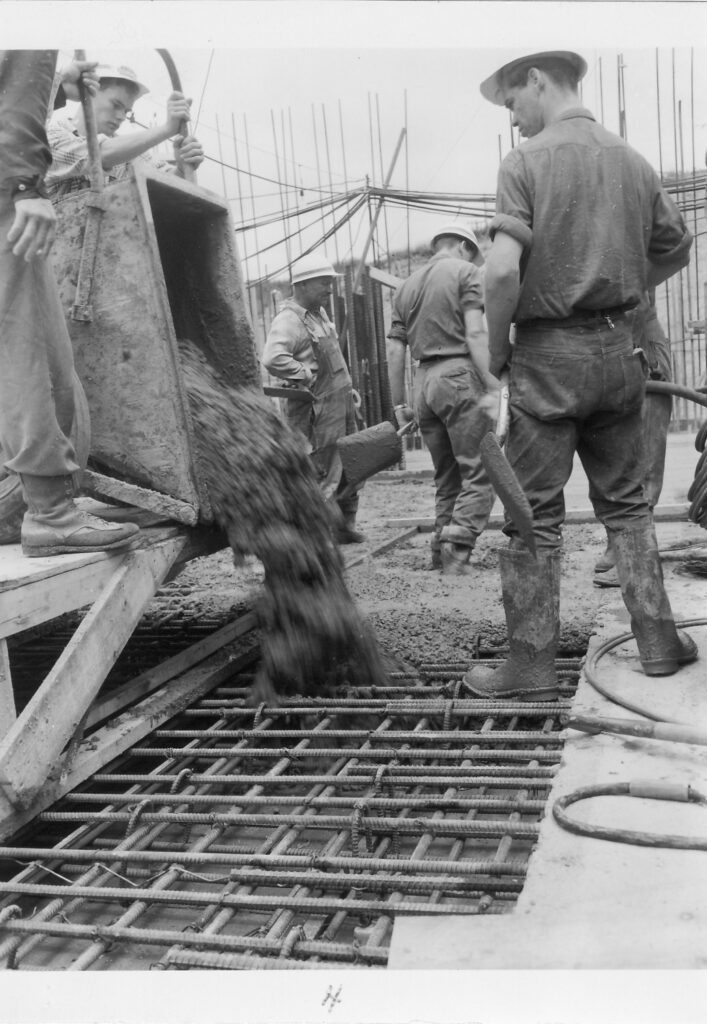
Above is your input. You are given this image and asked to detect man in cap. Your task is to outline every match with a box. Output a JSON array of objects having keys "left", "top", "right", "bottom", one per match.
[
  {"left": 0, "top": 50, "right": 139, "bottom": 556},
  {"left": 465, "top": 50, "right": 695, "bottom": 700},
  {"left": 387, "top": 223, "right": 497, "bottom": 573},
  {"left": 46, "top": 63, "right": 204, "bottom": 200},
  {"left": 261, "top": 254, "right": 364, "bottom": 544}
]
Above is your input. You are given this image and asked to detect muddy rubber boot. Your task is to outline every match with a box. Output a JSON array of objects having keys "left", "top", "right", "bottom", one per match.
[
  {"left": 336, "top": 513, "right": 365, "bottom": 545},
  {"left": 440, "top": 541, "right": 473, "bottom": 576},
  {"left": 464, "top": 549, "right": 561, "bottom": 700},
  {"left": 593, "top": 538, "right": 620, "bottom": 588},
  {"left": 20, "top": 474, "right": 140, "bottom": 557},
  {"left": 611, "top": 522, "right": 697, "bottom": 676}
]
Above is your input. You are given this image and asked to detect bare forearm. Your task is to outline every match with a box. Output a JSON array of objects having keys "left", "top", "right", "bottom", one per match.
[
  {"left": 387, "top": 338, "right": 408, "bottom": 406},
  {"left": 484, "top": 271, "right": 519, "bottom": 376},
  {"left": 100, "top": 124, "right": 173, "bottom": 169}
]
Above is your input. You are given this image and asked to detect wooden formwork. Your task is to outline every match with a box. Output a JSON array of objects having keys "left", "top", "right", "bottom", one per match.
[{"left": 0, "top": 166, "right": 261, "bottom": 835}]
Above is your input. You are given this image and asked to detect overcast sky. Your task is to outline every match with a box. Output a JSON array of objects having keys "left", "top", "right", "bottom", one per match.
[{"left": 9, "top": 1, "right": 707, "bottom": 279}]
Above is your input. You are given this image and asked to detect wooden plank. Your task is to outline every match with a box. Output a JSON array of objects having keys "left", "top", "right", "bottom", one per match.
[
  {"left": 368, "top": 266, "right": 403, "bottom": 290},
  {"left": 0, "top": 535, "right": 186, "bottom": 810},
  {"left": 344, "top": 527, "right": 420, "bottom": 570},
  {"left": 385, "top": 504, "right": 690, "bottom": 531},
  {"left": 85, "top": 611, "right": 257, "bottom": 728},
  {"left": 0, "top": 644, "right": 258, "bottom": 842},
  {"left": 82, "top": 471, "right": 199, "bottom": 526},
  {"left": 0, "top": 640, "right": 15, "bottom": 742}
]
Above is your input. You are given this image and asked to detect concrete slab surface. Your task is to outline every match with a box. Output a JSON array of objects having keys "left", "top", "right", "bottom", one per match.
[{"left": 389, "top": 565, "right": 707, "bottom": 969}]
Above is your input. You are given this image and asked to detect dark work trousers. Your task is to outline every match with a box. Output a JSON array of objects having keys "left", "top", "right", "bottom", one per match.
[
  {"left": 414, "top": 355, "right": 494, "bottom": 548},
  {"left": 507, "top": 311, "right": 650, "bottom": 551},
  {"left": 641, "top": 309, "right": 672, "bottom": 509},
  {"left": 0, "top": 195, "right": 79, "bottom": 479}
]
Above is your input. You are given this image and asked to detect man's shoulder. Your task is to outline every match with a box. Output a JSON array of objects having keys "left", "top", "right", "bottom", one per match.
[{"left": 47, "top": 112, "right": 78, "bottom": 139}]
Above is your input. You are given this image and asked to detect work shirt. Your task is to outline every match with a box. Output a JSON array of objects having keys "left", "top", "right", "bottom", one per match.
[
  {"left": 0, "top": 50, "right": 65, "bottom": 194},
  {"left": 388, "top": 252, "right": 483, "bottom": 361},
  {"left": 46, "top": 113, "right": 163, "bottom": 201},
  {"left": 491, "top": 107, "right": 692, "bottom": 324},
  {"left": 262, "top": 299, "right": 339, "bottom": 382}
]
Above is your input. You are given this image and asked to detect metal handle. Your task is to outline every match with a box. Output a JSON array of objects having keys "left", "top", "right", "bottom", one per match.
[
  {"left": 156, "top": 48, "right": 197, "bottom": 184},
  {"left": 495, "top": 370, "right": 511, "bottom": 447},
  {"left": 73, "top": 49, "right": 103, "bottom": 194}
]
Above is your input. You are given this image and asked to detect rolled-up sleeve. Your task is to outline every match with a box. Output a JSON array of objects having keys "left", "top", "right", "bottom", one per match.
[
  {"left": 489, "top": 152, "right": 534, "bottom": 252},
  {"left": 459, "top": 263, "right": 484, "bottom": 309},
  {"left": 45, "top": 118, "right": 109, "bottom": 190},
  {"left": 262, "top": 310, "right": 313, "bottom": 381},
  {"left": 648, "top": 185, "right": 693, "bottom": 267},
  {"left": 387, "top": 291, "right": 408, "bottom": 344}
]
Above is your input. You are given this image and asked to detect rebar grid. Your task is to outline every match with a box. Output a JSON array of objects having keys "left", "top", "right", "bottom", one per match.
[{"left": 0, "top": 661, "right": 580, "bottom": 970}]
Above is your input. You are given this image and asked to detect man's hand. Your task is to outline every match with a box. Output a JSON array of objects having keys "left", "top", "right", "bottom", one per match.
[
  {"left": 58, "top": 60, "right": 99, "bottom": 101},
  {"left": 174, "top": 135, "right": 205, "bottom": 171},
  {"left": 394, "top": 404, "right": 415, "bottom": 429},
  {"left": 7, "top": 198, "right": 57, "bottom": 261},
  {"left": 478, "top": 389, "right": 500, "bottom": 421},
  {"left": 165, "top": 92, "right": 194, "bottom": 135}
]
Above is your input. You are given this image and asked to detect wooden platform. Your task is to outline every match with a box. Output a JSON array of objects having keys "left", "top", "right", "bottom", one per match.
[{"left": 0, "top": 521, "right": 241, "bottom": 840}]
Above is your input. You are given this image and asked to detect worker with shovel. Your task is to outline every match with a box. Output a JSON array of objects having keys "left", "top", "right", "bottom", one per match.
[
  {"left": 387, "top": 223, "right": 498, "bottom": 573},
  {"left": 0, "top": 50, "right": 139, "bottom": 557},
  {"left": 466, "top": 49, "right": 696, "bottom": 701},
  {"left": 261, "top": 253, "right": 365, "bottom": 544}
]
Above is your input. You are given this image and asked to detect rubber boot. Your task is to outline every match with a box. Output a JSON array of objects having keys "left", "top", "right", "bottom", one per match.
[
  {"left": 20, "top": 474, "right": 140, "bottom": 557},
  {"left": 611, "top": 522, "right": 697, "bottom": 676},
  {"left": 464, "top": 548, "right": 561, "bottom": 700},
  {"left": 593, "top": 537, "right": 619, "bottom": 588},
  {"left": 440, "top": 541, "right": 473, "bottom": 576},
  {"left": 336, "top": 513, "right": 365, "bottom": 545}
]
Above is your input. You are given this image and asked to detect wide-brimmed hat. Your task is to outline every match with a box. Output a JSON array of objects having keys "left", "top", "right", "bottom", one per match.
[
  {"left": 480, "top": 50, "right": 587, "bottom": 106},
  {"left": 431, "top": 222, "right": 484, "bottom": 267},
  {"left": 96, "top": 64, "right": 149, "bottom": 100},
  {"left": 291, "top": 254, "right": 341, "bottom": 284}
]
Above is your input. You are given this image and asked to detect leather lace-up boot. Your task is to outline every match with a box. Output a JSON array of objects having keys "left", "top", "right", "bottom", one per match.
[
  {"left": 464, "top": 548, "right": 561, "bottom": 700},
  {"left": 336, "top": 513, "right": 365, "bottom": 545},
  {"left": 20, "top": 474, "right": 140, "bottom": 558},
  {"left": 611, "top": 522, "right": 697, "bottom": 676}
]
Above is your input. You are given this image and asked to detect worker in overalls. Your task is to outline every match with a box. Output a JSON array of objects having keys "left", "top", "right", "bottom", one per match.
[{"left": 261, "top": 254, "right": 364, "bottom": 544}]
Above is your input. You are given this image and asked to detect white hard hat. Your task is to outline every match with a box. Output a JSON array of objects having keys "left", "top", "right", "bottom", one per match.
[
  {"left": 480, "top": 50, "right": 587, "bottom": 106},
  {"left": 431, "top": 223, "right": 485, "bottom": 267},
  {"left": 291, "top": 253, "right": 341, "bottom": 284},
  {"left": 96, "top": 64, "right": 149, "bottom": 100}
]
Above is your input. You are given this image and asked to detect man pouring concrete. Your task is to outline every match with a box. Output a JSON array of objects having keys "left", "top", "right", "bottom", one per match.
[
  {"left": 465, "top": 49, "right": 696, "bottom": 700},
  {"left": 387, "top": 223, "right": 497, "bottom": 574},
  {"left": 261, "top": 253, "right": 364, "bottom": 544}
]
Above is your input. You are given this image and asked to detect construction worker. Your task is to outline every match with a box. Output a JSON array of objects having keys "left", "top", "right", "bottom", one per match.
[
  {"left": 46, "top": 63, "right": 204, "bottom": 200},
  {"left": 387, "top": 223, "right": 497, "bottom": 573},
  {"left": 466, "top": 49, "right": 695, "bottom": 700},
  {"left": 0, "top": 50, "right": 139, "bottom": 557},
  {"left": 594, "top": 292, "right": 673, "bottom": 587},
  {"left": 261, "top": 253, "right": 364, "bottom": 544}
]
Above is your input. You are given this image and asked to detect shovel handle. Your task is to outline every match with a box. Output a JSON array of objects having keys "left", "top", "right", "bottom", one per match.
[
  {"left": 495, "top": 371, "right": 511, "bottom": 447},
  {"left": 397, "top": 419, "right": 418, "bottom": 438}
]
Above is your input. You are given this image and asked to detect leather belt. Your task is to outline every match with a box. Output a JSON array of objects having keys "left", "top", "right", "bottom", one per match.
[
  {"left": 418, "top": 353, "right": 470, "bottom": 363},
  {"left": 519, "top": 302, "right": 638, "bottom": 331}
]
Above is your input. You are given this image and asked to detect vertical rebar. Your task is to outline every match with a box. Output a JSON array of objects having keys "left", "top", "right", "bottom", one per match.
[
  {"left": 321, "top": 104, "right": 341, "bottom": 265},
  {"left": 243, "top": 114, "right": 269, "bottom": 337},
  {"left": 337, "top": 99, "right": 356, "bottom": 264},
  {"left": 375, "top": 93, "right": 392, "bottom": 271},
  {"left": 404, "top": 88, "right": 410, "bottom": 275},
  {"left": 270, "top": 109, "right": 292, "bottom": 278}
]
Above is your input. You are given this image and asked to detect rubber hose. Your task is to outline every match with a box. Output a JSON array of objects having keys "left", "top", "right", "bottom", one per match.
[
  {"left": 645, "top": 380, "right": 707, "bottom": 409},
  {"left": 553, "top": 781, "right": 707, "bottom": 849},
  {"left": 583, "top": 617, "right": 707, "bottom": 722}
]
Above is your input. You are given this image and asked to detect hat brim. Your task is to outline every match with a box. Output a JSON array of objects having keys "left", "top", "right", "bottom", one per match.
[{"left": 480, "top": 50, "right": 587, "bottom": 106}]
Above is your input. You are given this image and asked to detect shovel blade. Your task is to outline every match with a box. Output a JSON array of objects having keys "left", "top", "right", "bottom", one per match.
[{"left": 479, "top": 432, "right": 537, "bottom": 557}]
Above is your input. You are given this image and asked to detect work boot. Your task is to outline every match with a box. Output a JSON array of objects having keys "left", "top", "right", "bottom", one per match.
[
  {"left": 336, "top": 513, "right": 365, "bottom": 545},
  {"left": 440, "top": 541, "right": 473, "bottom": 576},
  {"left": 20, "top": 474, "right": 140, "bottom": 558},
  {"left": 464, "top": 548, "right": 561, "bottom": 701},
  {"left": 611, "top": 521, "right": 698, "bottom": 676},
  {"left": 430, "top": 535, "right": 443, "bottom": 570},
  {"left": 593, "top": 538, "right": 620, "bottom": 587}
]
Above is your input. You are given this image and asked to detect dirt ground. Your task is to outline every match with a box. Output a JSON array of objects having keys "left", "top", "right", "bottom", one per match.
[{"left": 167, "top": 471, "right": 707, "bottom": 669}]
